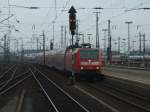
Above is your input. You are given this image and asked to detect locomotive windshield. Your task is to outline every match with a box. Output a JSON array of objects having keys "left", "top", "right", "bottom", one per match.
[{"left": 80, "top": 49, "right": 99, "bottom": 60}]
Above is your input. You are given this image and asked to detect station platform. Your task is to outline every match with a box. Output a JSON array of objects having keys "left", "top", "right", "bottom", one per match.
[{"left": 102, "top": 66, "right": 150, "bottom": 86}]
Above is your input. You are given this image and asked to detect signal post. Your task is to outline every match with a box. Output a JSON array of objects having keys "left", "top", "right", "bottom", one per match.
[{"left": 68, "top": 6, "right": 77, "bottom": 85}]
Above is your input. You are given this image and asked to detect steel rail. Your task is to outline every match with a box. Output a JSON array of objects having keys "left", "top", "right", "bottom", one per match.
[
  {"left": 29, "top": 68, "right": 59, "bottom": 112},
  {"left": 0, "top": 74, "right": 31, "bottom": 95},
  {"left": 105, "top": 76, "right": 150, "bottom": 91},
  {"left": 16, "top": 90, "right": 26, "bottom": 112},
  {"left": 74, "top": 85, "right": 120, "bottom": 112},
  {"left": 0, "top": 68, "right": 17, "bottom": 91},
  {"left": 0, "top": 65, "right": 15, "bottom": 80},
  {"left": 102, "top": 82, "right": 150, "bottom": 103},
  {"left": 87, "top": 83, "right": 150, "bottom": 112},
  {"left": 0, "top": 71, "right": 29, "bottom": 88},
  {"left": 33, "top": 66, "right": 90, "bottom": 112}
]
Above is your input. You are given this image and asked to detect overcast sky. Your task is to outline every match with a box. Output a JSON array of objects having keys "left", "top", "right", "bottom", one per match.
[{"left": 0, "top": 0, "right": 150, "bottom": 51}]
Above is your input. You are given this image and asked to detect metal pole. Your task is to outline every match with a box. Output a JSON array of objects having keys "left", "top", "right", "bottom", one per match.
[
  {"left": 61, "top": 25, "right": 63, "bottom": 48},
  {"left": 125, "top": 21, "right": 133, "bottom": 55},
  {"left": 102, "top": 29, "right": 107, "bottom": 64},
  {"left": 64, "top": 26, "right": 67, "bottom": 47},
  {"left": 16, "top": 40, "right": 19, "bottom": 57},
  {"left": 96, "top": 13, "right": 100, "bottom": 48},
  {"left": 36, "top": 38, "right": 39, "bottom": 53},
  {"left": 128, "top": 23, "right": 130, "bottom": 53},
  {"left": 7, "top": 0, "right": 11, "bottom": 62},
  {"left": 96, "top": 13, "right": 98, "bottom": 48},
  {"left": 71, "top": 34, "right": 75, "bottom": 84},
  {"left": 82, "top": 34, "right": 84, "bottom": 44},
  {"left": 142, "top": 33, "right": 146, "bottom": 67},
  {"left": 143, "top": 34, "right": 146, "bottom": 58},
  {"left": 125, "top": 21, "right": 133, "bottom": 66},
  {"left": 4, "top": 35, "right": 7, "bottom": 62},
  {"left": 93, "top": 12, "right": 100, "bottom": 48},
  {"left": 107, "top": 20, "right": 112, "bottom": 64},
  {"left": 104, "top": 31, "right": 107, "bottom": 54},
  {"left": 49, "top": 40, "right": 51, "bottom": 50},
  {"left": 52, "top": 21, "right": 55, "bottom": 48},
  {"left": 139, "top": 32, "right": 142, "bottom": 54},
  {"left": 42, "top": 31, "right": 46, "bottom": 65},
  {"left": 118, "top": 37, "right": 120, "bottom": 55},
  {"left": 102, "top": 29, "right": 107, "bottom": 54},
  {"left": 21, "top": 39, "right": 24, "bottom": 62}
]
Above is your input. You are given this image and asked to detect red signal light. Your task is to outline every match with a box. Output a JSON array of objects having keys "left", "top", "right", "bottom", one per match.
[{"left": 69, "top": 13, "right": 76, "bottom": 30}]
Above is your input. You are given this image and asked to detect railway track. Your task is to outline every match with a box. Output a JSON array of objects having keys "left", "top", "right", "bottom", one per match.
[
  {"left": 0, "top": 64, "right": 32, "bottom": 112},
  {"left": 0, "top": 68, "right": 17, "bottom": 91},
  {"left": 0, "top": 67, "right": 31, "bottom": 96},
  {"left": 30, "top": 66, "right": 90, "bottom": 112},
  {"left": 78, "top": 81, "right": 150, "bottom": 112},
  {"left": 1, "top": 63, "right": 149, "bottom": 112},
  {"left": 34, "top": 64, "right": 150, "bottom": 112},
  {"left": 104, "top": 76, "right": 150, "bottom": 99},
  {"left": 0, "top": 65, "right": 15, "bottom": 82},
  {"left": 0, "top": 64, "right": 12, "bottom": 75},
  {"left": 15, "top": 90, "right": 26, "bottom": 112},
  {"left": 0, "top": 65, "right": 17, "bottom": 90},
  {"left": 101, "top": 83, "right": 150, "bottom": 111}
]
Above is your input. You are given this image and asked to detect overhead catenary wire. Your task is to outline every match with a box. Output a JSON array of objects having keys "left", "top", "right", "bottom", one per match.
[
  {"left": 1, "top": 0, "right": 150, "bottom": 50},
  {"left": 82, "top": 0, "right": 150, "bottom": 33},
  {"left": 43, "top": 0, "right": 71, "bottom": 33}
]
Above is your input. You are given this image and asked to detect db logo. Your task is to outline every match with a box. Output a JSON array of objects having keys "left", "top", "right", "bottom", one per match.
[{"left": 88, "top": 60, "right": 91, "bottom": 64}]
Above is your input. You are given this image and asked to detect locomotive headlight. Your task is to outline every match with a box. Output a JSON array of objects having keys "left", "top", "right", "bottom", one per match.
[
  {"left": 81, "top": 66, "right": 84, "bottom": 70},
  {"left": 96, "top": 67, "right": 99, "bottom": 69}
]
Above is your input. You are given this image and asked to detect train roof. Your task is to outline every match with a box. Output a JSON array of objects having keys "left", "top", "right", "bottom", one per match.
[
  {"left": 25, "top": 46, "right": 101, "bottom": 58},
  {"left": 67, "top": 43, "right": 92, "bottom": 49}
]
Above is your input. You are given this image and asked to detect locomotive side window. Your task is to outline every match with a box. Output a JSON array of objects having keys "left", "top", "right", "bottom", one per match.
[{"left": 80, "top": 49, "right": 99, "bottom": 60}]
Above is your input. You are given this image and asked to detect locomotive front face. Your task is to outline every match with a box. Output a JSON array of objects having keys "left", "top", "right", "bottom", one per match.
[{"left": 79, "top": 49, "right": 101, "bottom": 71}]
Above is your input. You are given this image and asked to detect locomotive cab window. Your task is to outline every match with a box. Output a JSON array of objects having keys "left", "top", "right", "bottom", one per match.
[{"left": 80, "top": 49, "right": 99, "bottom": 60}]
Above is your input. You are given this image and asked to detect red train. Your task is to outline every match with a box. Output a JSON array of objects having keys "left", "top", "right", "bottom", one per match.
[{"left": 35, "top": 45, "right": 103, "bottom": 80}]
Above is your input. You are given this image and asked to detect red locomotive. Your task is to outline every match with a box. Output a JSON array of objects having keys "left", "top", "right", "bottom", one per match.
[{"left": 35, "top": 44, "right": 103, "bottom": 80}]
